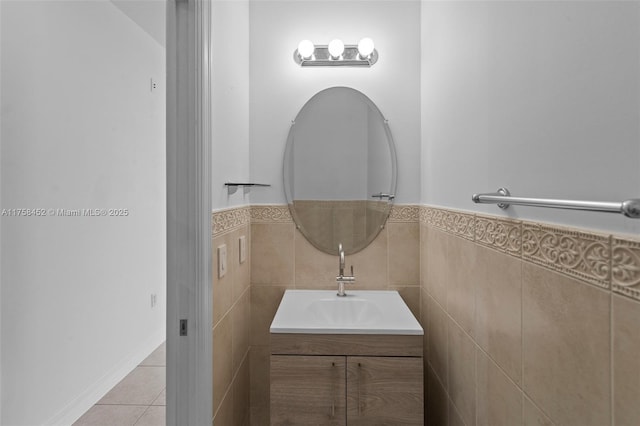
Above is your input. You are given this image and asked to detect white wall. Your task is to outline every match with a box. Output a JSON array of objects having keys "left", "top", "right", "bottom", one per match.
[
  {"left": 249, "top": 0, "right": 421, "bottom": 205},
  {"left": 0, "top": 2, "right": 3, "bottom": 421},
  {"left": 421, "top": 1, "right": 640, "bottom": 236},
  {"left": 0, "top": 1, "right": 166, "bottom": 424},
  {"left": 212, "top": 0, "right": 251, "bottom": 210}
]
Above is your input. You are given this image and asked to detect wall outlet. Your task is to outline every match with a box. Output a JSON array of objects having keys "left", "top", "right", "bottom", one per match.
[
  {"left": 239, "top": 235, "right": 246, "bottom": 264},
  {"left": 150, "top": 293, "right": 157, "bottom": 308},
  {"left": 218, "top": 244, "right": 227, "bottom": 278},
  {"left": 150, "top": 78, "right": 158, "bottom": 92}
]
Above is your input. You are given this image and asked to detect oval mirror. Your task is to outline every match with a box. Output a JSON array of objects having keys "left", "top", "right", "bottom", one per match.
[{"left": 283, "top": 87, "right": 397, "bottom": 255}]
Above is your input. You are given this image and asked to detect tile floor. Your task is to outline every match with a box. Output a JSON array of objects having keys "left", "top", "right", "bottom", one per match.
[{"left": 73, "top": 342, "right": 166, "bottom": 426}]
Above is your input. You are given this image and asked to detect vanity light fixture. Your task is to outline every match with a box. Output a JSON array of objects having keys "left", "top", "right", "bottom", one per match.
[
  {"left": 297, "top": 40, "right": 315, "bottom": 60},
  {"left": 293, "top": 38, "right": 378, "bottom": 67},
  {"left": 328, "top": 39, "right": 345, "bottom": 59}
]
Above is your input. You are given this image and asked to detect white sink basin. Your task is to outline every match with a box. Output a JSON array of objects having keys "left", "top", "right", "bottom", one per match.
[{"left": 270, "top": 290, "right": 423, "bottom": 335}]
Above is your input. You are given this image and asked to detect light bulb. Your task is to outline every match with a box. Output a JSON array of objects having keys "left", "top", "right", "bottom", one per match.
[
  {"left": 358, "top": 37, "right": 375, "bottom": 59},
  {"left": 328, "top": 39, "right": 345, "bottom": 59},
  {"left": 297, "top": 40, "right": 315, "bottom": 60}
]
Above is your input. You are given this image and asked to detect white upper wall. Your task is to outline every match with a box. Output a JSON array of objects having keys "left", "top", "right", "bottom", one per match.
[
  {"left": 249, "top": 0, "right": 421, "bottom": 205},
  {"left": 212, "top": 0, "right": 251, "bottom": 210},
  {"left": 110, "top": 0, "right": 166, "bottom": 47},
  {"left": 421, "top": 1, "right": 640, "bottom": 236},
  {"left": 1, "top": 1, "right": 166, "bottom": 424}
]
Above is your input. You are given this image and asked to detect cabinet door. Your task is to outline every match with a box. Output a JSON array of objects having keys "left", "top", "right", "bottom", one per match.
[
  {"left": 347, "top": 356, "right": 423, "bottom": 425},
  {"left": 271, "top": 355, "right": 346, "bottom": 426}
]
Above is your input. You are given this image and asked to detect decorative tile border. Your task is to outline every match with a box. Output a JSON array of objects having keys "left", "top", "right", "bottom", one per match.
[
  {"left": 419, "top": 207, "right": 474, "bottom": 240},
  {"left": 447, "top": 210, "right": 475, "bottom": 241},
  {"left": 475, "top": 215, "right": 521, "bottom": 257},
  {"left": 420, "top": 205, "right": 640, "bottom": 300},
  {"left": 249, "top": 204, "right": 423, "bottom": 224},
  {"left": 388, "top": 205, "right": 420, "bottom": 222},
  {"left": 427, "top": 207, "right": 449, "bottom": 232},
  {"left": 522, "top": 223, "right": 610, "bottom": 289},
  {"left": 212, "top": 206, "right": 251, "bottom": 237},
  {"left": 612, "top": 237, "right": 640, "bottom": 300},
  {"left": 250, "top": 205, "right": 293, "bottom": 223}
]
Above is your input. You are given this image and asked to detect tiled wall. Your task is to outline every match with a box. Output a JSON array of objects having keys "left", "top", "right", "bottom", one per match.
[
  {"left": 215, "top": 204, "right": 640, "bottom": 426},
  {"left": 420, "top": 206, "right": 640, "bottom": 426},
  {"left": 212, "top": 207, "right": 252, "bottom": 425},
  {"left": 248, "top": 204, "right": 422, "bottom": 424}
]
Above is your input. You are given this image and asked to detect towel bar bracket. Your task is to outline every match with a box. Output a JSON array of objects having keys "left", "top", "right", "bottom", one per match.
[{"left": 472, "top": 187, "right": 640, "bottom": 219}]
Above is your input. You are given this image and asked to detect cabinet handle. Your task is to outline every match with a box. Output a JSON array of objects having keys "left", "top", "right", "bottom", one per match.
[
  {"left": 331, "top": 362, "right": 336, "bottom": 418},
  {"left": 357, "top": 362, "right": 362, "bottom": 416}
]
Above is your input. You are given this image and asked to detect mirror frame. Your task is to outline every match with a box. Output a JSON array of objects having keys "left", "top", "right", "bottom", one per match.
[{"left": 283, "top": 86, "right": 397, "bottom": 255}]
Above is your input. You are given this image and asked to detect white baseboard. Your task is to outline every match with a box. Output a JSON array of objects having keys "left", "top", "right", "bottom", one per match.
[{"left": 46, "top": 329, "right": 166, "bottom": 426}]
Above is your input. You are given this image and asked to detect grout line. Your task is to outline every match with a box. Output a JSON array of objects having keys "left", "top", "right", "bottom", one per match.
[
  {"left": 609, "top": 235, "right": 615, "bottom": 426},
  {"left": 521, "top": 256, "right": 525, "bottom": 376},
  {"left": 213, "top": 279, "right": 251, "bottom": 333},
  {"left": 474, "top": 341, "right": 478, "bottom": 426},
  {"left": 521, "top": 391, "right": 557, "bottom": 426},
  {"left": 132, "top": 405, "right": 151, "bottom": 426},
  {"left": 610, "top": 290, "right": 614, "bottom": 426},
  {"left": 213, "top": 337, "right": 250, "bottom": 422},
  {"left": 521, "top": 257, "right": 525, "bottom": 424}
]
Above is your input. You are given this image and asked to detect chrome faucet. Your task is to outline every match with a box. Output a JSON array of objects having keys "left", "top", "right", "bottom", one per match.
[{"left": 336, "top": 243, "right": 355, "bottom": 297}]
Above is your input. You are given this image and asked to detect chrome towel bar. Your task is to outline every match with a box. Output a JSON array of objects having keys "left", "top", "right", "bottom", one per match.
[{"left": 472, "top": 187, "right": 640, "bottom": 218}]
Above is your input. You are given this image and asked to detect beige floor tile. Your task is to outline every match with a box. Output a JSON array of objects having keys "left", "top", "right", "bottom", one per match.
[
  {"left": 151, "top": 389, "right": 165, "bottom": 406},
  {"left": 522, "top": 263, "right": 610, "bottom": 426},
  {"left": 140, "top": 342, "right": 166, "bottom": 367},
  {"left": 134, "top": 406, "right": 165, "bottom": 426},
  {"left": 98, "top": 366, "right": 166, "bottom": 406},
  {"left": 73, "top": 405, "right": 147, "bottom": 426}
]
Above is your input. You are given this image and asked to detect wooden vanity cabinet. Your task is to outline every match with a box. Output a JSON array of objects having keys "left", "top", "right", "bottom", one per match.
[
  {"left": 271, "top": 355, "right": 346, "bottom": 425},
  {"left": 346, "top": 356, "right": 423, "bottom": 425},
  {"left": 270, "top": 334, "right": 424, "bottom": 426}
]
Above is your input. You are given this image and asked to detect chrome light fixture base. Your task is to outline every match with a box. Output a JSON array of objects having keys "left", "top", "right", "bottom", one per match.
[{"left": 294, "top": 45, "right": 379, "bottom": 67}]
